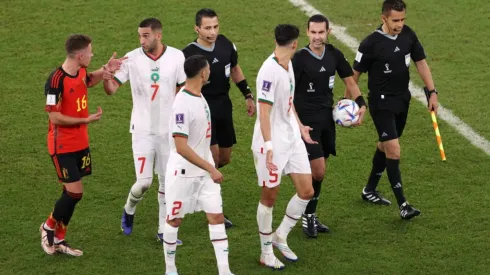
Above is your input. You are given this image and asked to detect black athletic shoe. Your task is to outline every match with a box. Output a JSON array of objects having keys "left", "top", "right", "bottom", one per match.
[
  {"left": 302, "top": 213, "right": 317, "bottom": 238},
  {"left": 314, "top": 215, "right": 330, "bottom": 233},
  {"left": 399, "top": 202, "right": 421, "bottom": 220},
  {"left": 361, "top": 188, "right": 392, "bottom": 205},
  {"left": 224, "top": 215, "right": 233, "bottom": 229}
]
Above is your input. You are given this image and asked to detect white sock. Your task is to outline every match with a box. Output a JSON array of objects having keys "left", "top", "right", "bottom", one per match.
[
  {"left": 124, "top": 178, "right": 152, "bottom": 215},
  {"left": 158, "top": 175, "right": 166, "bottom": 234},
  {"left": 163, "top": 223, "right": 179, "bottom": 273},
  {"left": 209, "top": 223, "right": 230, "bottom": 274},
  {"left": 257, "top": 202, "right": 273, "bottom": 254},
  {"left": 276, "top": 194, "right": 309, "bottom": 241}
]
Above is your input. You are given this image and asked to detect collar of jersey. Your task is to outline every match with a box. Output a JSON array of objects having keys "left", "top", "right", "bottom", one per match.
[
  {"left": 375, "top": 25, "right": 398, "bottom": 40},
  {"left": 191, "top": 41, "right": 215, "bottom": 52},
  {"left": 303, "top": 45, "right": 325, "bottom": 60},
  {"left": 143, "top": 45, "right": 167, "bottom": 61},
  {"left": 272, "top": 54, "right": 289, "bottom": 71},
  {"left": 182, "top": 89, "right": 201, "bottom": 97}
]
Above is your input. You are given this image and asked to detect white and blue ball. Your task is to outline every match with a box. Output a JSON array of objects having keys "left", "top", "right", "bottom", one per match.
[{"left": 333, "top": 99, "right": 360, "bottom": 127}]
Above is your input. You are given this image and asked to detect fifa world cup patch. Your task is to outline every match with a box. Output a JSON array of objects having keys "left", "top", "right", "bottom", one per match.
[
  {"left": 261, "top": 80, "right": 272, "bottom": 92},
  {"left": 176, "top": 113, "right": 184, "bottom": 124}
]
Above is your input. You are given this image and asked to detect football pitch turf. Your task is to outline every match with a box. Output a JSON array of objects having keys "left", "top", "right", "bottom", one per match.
[{"left": 1, "top": 0, "right": 490, "bottom": 274}]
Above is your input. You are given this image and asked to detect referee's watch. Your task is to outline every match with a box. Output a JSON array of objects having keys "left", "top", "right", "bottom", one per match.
[
  {"left": 245, "top": 93, "right": 254, "bottom": 100},
  {"left": 428, "top": 88, "right": 438, "bottom": 96}
]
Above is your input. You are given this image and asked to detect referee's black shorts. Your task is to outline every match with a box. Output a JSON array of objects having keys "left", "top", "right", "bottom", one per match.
[
  {"left": 368, "top": 94, "right": 410, "bottom": 142},
  {"left": 301, "top": 110, "right": 336, "bottom": 161},
  {"left": 207, "top": 96, "right": 237, "bottom": 148}
]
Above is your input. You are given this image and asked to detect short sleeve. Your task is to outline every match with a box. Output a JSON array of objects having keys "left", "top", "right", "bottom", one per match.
[
  {"left": 256, "top": 66, "right": 275, "bottom": 106},
  {"left": 410, "top": 30, "right": 426, "bottom": 62},
  {"left": 334, "top": 49, "right": 354, "bottom": 78},
  {"left": 230, "top": 42, "right": 238, "bottom": 67},
  {"left": 171, "top": 100, "right": 190, "bottom": 138},
  {"left": 114, "top": 53, "right": 130, "bottom": 85},
  {"left": 44, "top": 70, "right": 63, "bottom": 112},
  {"left": 353, "top": 39, "right": 374, "bottom": 73},
  {"left": 176, "top": 52, "right": 186, "bottom": 86}
]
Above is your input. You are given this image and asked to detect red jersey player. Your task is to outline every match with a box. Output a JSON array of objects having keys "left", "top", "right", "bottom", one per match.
[{"left": 40, "top": 34, "right": 127, "bottom": 256}]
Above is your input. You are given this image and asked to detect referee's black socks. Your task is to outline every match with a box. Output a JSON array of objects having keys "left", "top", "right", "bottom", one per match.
[
  {"left": 365, "top": 148, "right": 386, "bottom": 192},
  {"left": 386, "top": 158, "right": 406, "bottom": 207},
  {"left": 304, "top": 178, "right": 323, "bottom": 214}
]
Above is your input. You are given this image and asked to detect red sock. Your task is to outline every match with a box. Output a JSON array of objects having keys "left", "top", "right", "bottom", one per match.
[
  {"left": 45, "top": 213, "right": 57, "bottom": 230},
  {"left": 55, "top": 222, "right": 67, "bottom": 243}
]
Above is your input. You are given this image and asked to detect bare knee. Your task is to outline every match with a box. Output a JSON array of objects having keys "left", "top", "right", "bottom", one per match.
[
  {"left": 311, "top": 166, "right": 325, "bottom": 182},
  {"left": 298, "top": 186, "right": 314, "bottom": 200},
  {"left": 64, "top": 181, "right": 84, "bottom": 193},
  {"left": 167, "top": 218, "right": 182, "bottom": 228},
  {"left": 219, "top": 156, "right": 231, "bottom": 167},
  {"left": 382, "top": 140, "right": 401, "bottom": 159},
  {"left": 206, "top": 213, "right": 224, "bottom": 225},
  {"left": 260, "top": 187, "right": 279, "bottom": 207}
]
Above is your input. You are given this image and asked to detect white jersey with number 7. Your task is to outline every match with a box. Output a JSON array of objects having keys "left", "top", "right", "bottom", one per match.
[{"left": 114, "top": 46, "right": 186, "bottom": 136}]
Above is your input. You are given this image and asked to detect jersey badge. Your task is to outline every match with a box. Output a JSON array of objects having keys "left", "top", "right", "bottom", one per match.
[
  {"left": 261, "top": 80, "right": 272, "bottom": 92},
  {"left": 176, "top": 113, "right": 185, "bottom": 124},
  {"left": 384, "top": 63, "right": 392, "bottom": 74}
]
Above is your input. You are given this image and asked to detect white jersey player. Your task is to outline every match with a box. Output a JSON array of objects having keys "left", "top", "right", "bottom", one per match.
[
  {"left": 251, "top": 24, "right": 316, "bottom": 270},
  {"left": 162, "top": 55, "right": 233, "bottom": 275},
  {"left": 102, "top": 18, "right": 185, "bottom": 245}
]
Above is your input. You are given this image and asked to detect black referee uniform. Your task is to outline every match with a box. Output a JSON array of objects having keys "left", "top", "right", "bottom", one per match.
[
  {"left": 354, "top": 24, "right": 424, "bottom": 219},
  {"left": 183, "top": 34, "right": 238, "bottom": 149},
  {"left": 292, "top": 43, "right": 353, "bottom": 237}
]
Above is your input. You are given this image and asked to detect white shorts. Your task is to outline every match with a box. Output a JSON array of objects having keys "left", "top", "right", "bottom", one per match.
[
  {"left": 132, "top": 133, "right": 169, "bottom": 179},
  {"left": 253, "top": 139, "right": 311, "bottom": 188},
  {"left": 165, "top": 172, "right": 223, "bottom": 220}
]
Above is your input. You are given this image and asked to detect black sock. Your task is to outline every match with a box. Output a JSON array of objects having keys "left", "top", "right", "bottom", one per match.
[
  {"left": 365, "top": 148, "right": 386, "bottom": 192},
  {"left": 52, "top": 189, "right": 83, "bottom": 226},
  {"left": 386, "top": 158, "right": 406, "bottom": 207},
  {"left": 304, "top": 178, "right": 323, "bottom": 215}
]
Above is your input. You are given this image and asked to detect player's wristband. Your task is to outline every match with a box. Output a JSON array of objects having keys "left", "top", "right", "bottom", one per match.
[
  {"left": 355, "top": 95, "right": 367, "bottom": 108},
  {"left": 236, "top": 79, "right": 252, "bottom": 98},
  {"left": 264, "top": 141, "right": 273, "bottom": 151}
]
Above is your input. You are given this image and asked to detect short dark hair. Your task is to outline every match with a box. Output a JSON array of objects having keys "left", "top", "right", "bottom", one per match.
[
  {"left": 308, "top": 14, "right": 329, "bottom": 30},
  {"left": 184, "top": 55, "right": 209, "bottom": 78},
  {"left": 65, "top": 34, "right": 92, "bottom": 55},
  {"left": 195, "top": 8, "right": 218, "bottom": 26},
  {"left": 382, "top": 0, "right": 406, "bottom": 16},
  {"left": 139, "top": 18, "right": 162, "bottom": 31},
  {"left": 275, "top": 24, "right": 300, "bottom": 46}
]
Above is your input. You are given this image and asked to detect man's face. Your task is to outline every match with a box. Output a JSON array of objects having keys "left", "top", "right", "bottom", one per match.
[
  {"left": 138, "top": 27, "right": 161, "bottom": 53},
  {"left": 196, "top": 16, "right": 219, "bottom": 44},
  {"left": 307, "top": 21, "right": 328, "bottom": 49},
  {"left": 383, "top": 10, "right": 406, "bottom": 35},
  {"left": 78, "top": 43, "right": 93, "bottom": 68}
]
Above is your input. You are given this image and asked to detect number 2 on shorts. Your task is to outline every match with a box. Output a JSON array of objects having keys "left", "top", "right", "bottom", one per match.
[{"left": 172, "top": 201, "right": 182, "bottom": 215}]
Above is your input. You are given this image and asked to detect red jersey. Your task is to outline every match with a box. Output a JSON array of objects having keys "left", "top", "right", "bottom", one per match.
[{"left": 45, "top": 67, "right": 91, "bottom": 155}]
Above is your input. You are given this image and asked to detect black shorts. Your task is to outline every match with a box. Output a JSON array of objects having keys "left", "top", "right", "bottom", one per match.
[
  {"left": 302, "top": 114, "right": 336, "bottom": 161},
  {"left": 370, "top": 109, "right": 409, "bottom": 142},
  {"left": 208, "top": 97, "right": 236, "bottom": 148},
  {"left": 50, "top": 147, "right": 92, "bottom": 183}
]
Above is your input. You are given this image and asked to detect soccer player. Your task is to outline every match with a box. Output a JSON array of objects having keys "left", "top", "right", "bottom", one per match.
[
  {"left": 103, "top": 18, "right": 186, "bottom": 243},
  {"left": 350, "top": 0, "right": 439, "bottom": 219},
  {"left": 41, "top": 34, "right": 126, "bottom": 256},
  {"left": 252, "top": 24, "right": 315, "bottom": 270},
  {"left": 292, "top": 14, "right": 367, "bottom": 238},
  {"left": 162, "top": 55, "right": 233, "bottom": 275},
  {"left": 182, "top": 8, "right": 256, "bottom": 228}
]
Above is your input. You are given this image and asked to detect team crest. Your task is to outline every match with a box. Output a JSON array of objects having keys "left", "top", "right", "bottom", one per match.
[{"left": 176, "top": 113, "right": 184, "bottom": 124}]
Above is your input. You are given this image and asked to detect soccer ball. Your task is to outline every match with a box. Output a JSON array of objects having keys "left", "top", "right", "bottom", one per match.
[{"left": 333, "top": 99, "right": 360, "bottom": 127}]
